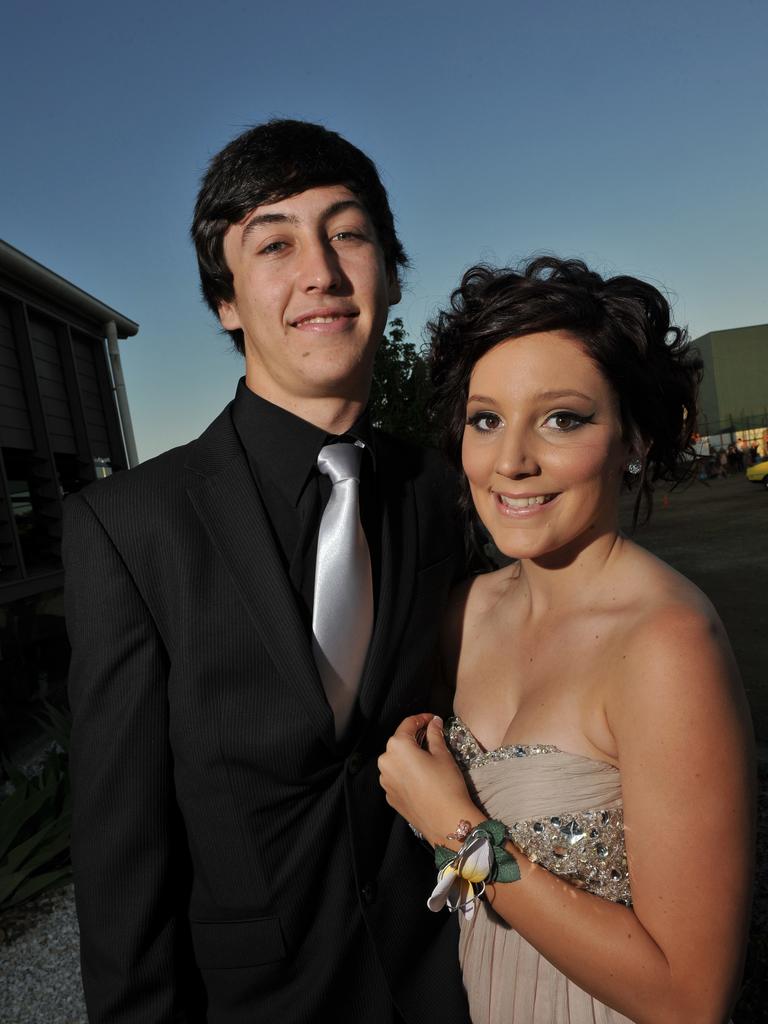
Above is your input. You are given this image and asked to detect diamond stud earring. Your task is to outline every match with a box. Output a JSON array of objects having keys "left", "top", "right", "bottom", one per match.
[{"left": 627, "top": 458, "right": 642, "bottom": 475}]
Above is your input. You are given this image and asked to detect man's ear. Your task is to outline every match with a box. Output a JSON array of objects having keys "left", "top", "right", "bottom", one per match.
[{"left": 217, "top": 299, "right": 241, "bottom": 331}]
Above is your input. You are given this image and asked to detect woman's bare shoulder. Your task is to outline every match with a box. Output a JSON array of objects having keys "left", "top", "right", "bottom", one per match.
[
  {"left": 609, "top": 541, "right": 747, "bottom": 725},
  {"left": 617, "top": 539, "right": 721, "bottom": 623},
  {"left": 462, "top": 561, "right": 521, "bottom": 615},
  {"left": 441, "top": 563, "right": 521, "bottom": 665}
]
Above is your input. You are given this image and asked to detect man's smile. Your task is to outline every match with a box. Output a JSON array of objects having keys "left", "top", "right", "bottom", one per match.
[{"left": 289, "top": 306, "right": 359, "bottom": 330}]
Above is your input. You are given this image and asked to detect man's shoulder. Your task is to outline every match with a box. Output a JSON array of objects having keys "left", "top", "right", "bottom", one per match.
[
  {"left": 73, "top": 442, "right": 194, "bottom": 511},
  {"left": 374, "top": 430, "right": 457, "bottom": 482},
  {"left": 374, "top": 431, "right": 465, "bottom": 560},
  {"left": 70, "top": 405, "right": 239, "bottom": 516}
]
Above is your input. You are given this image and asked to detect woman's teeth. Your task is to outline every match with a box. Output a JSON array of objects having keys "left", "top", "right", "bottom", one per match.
[{"left": 499, "top": 494, "right": 552, "bottom": 508}]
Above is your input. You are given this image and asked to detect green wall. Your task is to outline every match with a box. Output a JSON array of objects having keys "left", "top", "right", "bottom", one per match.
[{"left": 694, "top": 324, "right": 768, "bottom": 432}]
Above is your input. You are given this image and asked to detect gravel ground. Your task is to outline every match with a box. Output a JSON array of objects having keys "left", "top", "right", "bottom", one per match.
[{"left": 0, "top": 884, "right": 86, "bottom": 1024}]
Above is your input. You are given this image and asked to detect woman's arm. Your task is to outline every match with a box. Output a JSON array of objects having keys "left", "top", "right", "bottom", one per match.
[{"left": 379, "top": 604, "right": 755, "bottom": 1024}]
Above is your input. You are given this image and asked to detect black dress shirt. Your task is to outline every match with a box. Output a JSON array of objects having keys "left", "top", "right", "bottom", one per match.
[{"left": 231, "top": 378, "right": 380, "bottom": 629}]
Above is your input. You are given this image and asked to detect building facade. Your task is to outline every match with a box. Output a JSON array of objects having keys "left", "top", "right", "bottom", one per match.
[
  {"left": 694, "top": 323, "right": 768, "bottom": 451},
  {"left": 0, "top": 239, "right": 137, "bottom": 755}
]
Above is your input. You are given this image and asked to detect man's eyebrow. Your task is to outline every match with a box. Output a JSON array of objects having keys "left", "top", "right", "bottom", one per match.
[
  {"left": 240, "top": 199, "right": 367, "bottom": 246},
  {"left": 241, "top": 212, "right": 297, "bottom": 245},
  {"left": 322, "top": 198, "right": 367, "bottom": 220}
]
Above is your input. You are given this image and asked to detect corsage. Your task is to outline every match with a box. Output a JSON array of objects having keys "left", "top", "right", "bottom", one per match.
[{"left": 427, "top": 819, "right": 520, "bottom": 920}]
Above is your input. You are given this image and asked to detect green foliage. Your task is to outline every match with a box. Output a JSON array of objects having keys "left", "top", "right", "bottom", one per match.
[
  {"left": 0, "top": 702, "right": 72, "bottom": 910},
  {"left": 369, "top": 318, "right": 437, "bottom": 445}
]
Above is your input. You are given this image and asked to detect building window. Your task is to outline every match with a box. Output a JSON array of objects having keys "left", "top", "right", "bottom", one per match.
[{"left": 1, "top": 447, "right": 60, "bottom": 575}]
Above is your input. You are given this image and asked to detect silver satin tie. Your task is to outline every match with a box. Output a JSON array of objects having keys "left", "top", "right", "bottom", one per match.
[{"left": 312, "top": 441, "right": 374, "bottom": 739}]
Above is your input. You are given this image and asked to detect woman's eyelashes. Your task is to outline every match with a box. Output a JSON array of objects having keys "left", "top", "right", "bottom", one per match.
[
  {"left": 543, "top": 411, "right": 596, "bottom": 432},
  {"left": 466, "top": 410, "right": 595, "bottom": 434},
  {"left": 466, "top": 411, "right": 503, "bottom": 433}
]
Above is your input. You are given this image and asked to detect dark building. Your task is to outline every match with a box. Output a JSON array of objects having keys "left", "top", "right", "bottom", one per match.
[
  {"left": 0, "top": 239, "right": 138, "bottom": 756},
  {"left": 694, "top": 323, "right": 768, "bottom": 455}
]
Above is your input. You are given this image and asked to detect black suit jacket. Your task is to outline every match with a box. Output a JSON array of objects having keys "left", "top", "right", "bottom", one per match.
[{"left": 63, "top": 402, "right": 470, "bottom": 1024}]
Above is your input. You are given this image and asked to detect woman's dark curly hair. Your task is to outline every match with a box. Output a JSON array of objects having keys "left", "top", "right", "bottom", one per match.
[{"left": 428, "top": 255, "right": 703, "bottom": 531}]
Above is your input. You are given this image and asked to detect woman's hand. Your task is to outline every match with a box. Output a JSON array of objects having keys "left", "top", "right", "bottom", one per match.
[{"left": 378, "top": 714, "right": 483, "bottom": 847}]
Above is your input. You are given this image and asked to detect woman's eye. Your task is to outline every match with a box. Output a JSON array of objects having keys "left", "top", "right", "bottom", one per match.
[
  {"left": 544, "top": 411, "right": 594, "bottom": 432},
  {"left": 466, "top": 411, "right": 502, "bottom": 433}
]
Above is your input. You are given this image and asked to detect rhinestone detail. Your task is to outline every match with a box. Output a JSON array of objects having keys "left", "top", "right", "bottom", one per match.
[
  {"left": 445, "top": 716, "right": 559, "bottom": 770},
  {"left": 508, "top": 808, "right": 630, "bottom": 904},
  {"left": 444, "top": 716, "right": 632, "bottom": 906}
]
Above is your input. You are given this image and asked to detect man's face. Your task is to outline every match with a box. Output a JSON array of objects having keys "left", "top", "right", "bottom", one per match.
[{"left": 219, "top": 185, "right": 399, "bottom": 411}]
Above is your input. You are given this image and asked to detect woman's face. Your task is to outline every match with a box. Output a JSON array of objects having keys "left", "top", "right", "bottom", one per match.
[{"left": 462, "top": 330, "right": 630, "bottom": 563}]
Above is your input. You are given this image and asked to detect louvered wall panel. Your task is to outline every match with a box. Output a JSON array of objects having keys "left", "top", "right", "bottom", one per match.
[
  {"left": 28, "top": 314, "right": 77, "bottom": 454},
  {"left": 0, "top": 299, "right": 34, "bottom": 449},
  {"left": 71, "top": 331, "right": 111, "bottom": 455}
]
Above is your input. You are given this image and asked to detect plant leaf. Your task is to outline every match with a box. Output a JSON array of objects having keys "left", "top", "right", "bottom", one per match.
[
  {"left": 12, "top": 825, "right": 71, "bottom": 877},
  {"left": 0, "top": 785, "right": 49, "bottom": 861},
  {"left": 4, "top": 866, "right": 73, "bottom": 908},
  {"left": 4, "top": 818, "right": 58, "bottom": 873}
]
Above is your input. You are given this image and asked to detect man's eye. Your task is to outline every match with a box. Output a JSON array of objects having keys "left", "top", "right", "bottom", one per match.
[
  {"left": 259, "top": 240, "right": 287, "bottom": 255},
  {"left": 331, "top": 230, "right": 364, "bottom": 242},
  {"left": 466, "top": 411, "right": 502, "bottom": 433},
  {"left": 544, "top": 411, "right": 594, "bottom": 431}
]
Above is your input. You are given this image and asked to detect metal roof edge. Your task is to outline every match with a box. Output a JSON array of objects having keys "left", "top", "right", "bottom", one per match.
[
  {"left": 694, "top": 323, "right": 768, "bottom": 343},
  {"left": 0, "top": 238, "right": 139, "bottom": 338}
]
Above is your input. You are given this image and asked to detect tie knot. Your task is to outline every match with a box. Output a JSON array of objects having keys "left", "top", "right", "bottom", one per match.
[{"left": 317, "top": 442, "right": 363, "bottom": 485}]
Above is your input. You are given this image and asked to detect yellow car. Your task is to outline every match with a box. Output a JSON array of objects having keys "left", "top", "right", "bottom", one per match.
[{"left": 746, "top": 460, "right": 768, "bottom": 488}]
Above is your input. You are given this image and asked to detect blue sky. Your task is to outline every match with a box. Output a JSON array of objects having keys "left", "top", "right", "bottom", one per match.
[{"left": 2, "top": 0, "right": 766, "bottom": 460}]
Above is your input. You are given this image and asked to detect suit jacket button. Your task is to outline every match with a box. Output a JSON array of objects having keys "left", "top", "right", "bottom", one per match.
[
  {"left": 348, "top": 752, "right": 363, "bottom": 775},
  {"left": 360, "top": 882, "right": 377, "bottom": 905}
]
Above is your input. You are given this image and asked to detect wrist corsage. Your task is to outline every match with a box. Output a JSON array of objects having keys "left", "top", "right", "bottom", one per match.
[{"left": 427, "top": 819, "right": 520, "bottom": 920}]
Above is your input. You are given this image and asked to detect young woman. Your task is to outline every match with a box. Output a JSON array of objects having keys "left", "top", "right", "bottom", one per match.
[{"left": 378, "top": 258, "right": 755, "bottom": 1024}]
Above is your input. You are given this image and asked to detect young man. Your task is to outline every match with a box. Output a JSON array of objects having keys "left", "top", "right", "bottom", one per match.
[{"left": 64, "top": 120, "right": 470, "bottom": 1023}]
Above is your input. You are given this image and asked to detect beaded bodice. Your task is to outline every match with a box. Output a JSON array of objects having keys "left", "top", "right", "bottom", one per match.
[{"left": 445, "top": 716, "right": 632, "bottom": 905}]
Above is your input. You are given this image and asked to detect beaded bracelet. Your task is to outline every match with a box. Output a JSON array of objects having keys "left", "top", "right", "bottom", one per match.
[{"left": 427, "top": 819, "right": 520, "bottom": 919}]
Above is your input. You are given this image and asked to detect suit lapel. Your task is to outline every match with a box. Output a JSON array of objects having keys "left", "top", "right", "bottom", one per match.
[{"left": 185, "top": 410, "right": 336, "bottom": 745}]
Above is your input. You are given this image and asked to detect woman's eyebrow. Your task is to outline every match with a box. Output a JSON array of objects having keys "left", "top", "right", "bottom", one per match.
[
  {"left": 535, "top": 389, "right": 594, "bottom": 402},
  {"left": 467, "top": 389, "right": 595, "bottom": 404}
]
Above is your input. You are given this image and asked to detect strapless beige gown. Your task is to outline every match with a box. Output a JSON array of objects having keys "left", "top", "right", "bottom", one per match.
[{"left": 445, "top": 717, "right": 635, "bottom": 1024}]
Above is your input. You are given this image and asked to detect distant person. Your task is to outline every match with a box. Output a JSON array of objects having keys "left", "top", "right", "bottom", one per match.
[
  {"left": 63, "top": 119, "right": 470, "bottom": 1023},
  {"left": 379, "top": 258, "right": 755, "bottom": 1023},
  {"left": 717, "top": 447, "right": 728, "bottom": 478}
]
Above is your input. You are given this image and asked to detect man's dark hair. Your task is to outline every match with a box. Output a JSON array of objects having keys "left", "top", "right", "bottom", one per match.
[
  {"left": 191, "top": 119, "right": 408, "bottom": 353},
  {"left": 428, "top": 255, "right": 703, "bottom": 529}
]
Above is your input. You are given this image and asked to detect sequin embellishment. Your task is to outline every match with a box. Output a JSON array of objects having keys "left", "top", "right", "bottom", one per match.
[
  {"left": 508, "top": 808, "right": 630, "bottom": 904},
  {"left": 445, "top": 716, "right": 560, "bottom": 769},
  {"left": 444, "top": 716, "right": 632, "bottom": 905}
]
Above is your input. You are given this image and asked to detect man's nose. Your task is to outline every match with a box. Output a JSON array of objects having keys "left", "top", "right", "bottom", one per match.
[{"left": 298, "top": 238, "right": 342, "bottom": 292}]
